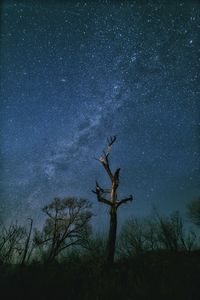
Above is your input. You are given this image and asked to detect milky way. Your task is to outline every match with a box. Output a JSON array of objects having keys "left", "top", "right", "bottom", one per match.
[{"left": 1, "top": 0, "right": 200, "bottom": 226}]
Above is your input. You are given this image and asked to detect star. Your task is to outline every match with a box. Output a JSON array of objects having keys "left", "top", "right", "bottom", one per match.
[{"left": 0, "top": 0, "right": 199, "bottom": 225}]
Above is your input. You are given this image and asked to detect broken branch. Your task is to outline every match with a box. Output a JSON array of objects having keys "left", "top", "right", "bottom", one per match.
[{"left": 116, "top": 195, "right": 133, "bottom": 208}]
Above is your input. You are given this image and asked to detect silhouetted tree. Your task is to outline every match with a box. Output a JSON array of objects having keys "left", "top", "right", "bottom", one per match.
[
  {"left": 93, "top": 136, "right": 133, "bottom": 264},
  {"left": 156, "top": 211, "right": 197, "bottom": 252},
  {"left": 187, "top": 197, "right": 200, "bottom": 227},
  {"left": 118, "top": 213, "right": 197, "bottom": 257},
  {"left": 0, "top": 222, "right": 26, "bottom": 263},
  {"left": 34, "top": 197, "right": 92, "bottom": 263},
  {"left": 119, "top": 218, "right": 148, "bottom": 257}
]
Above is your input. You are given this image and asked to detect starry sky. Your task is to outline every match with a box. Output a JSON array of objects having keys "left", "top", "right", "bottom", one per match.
[{"left": 1, "top": 0, "right": 200, "bottom": 227}]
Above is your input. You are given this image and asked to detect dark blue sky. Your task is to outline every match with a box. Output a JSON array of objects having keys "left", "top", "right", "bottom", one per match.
[{"left": 1, "top": 0, "right": 200, "bottom": 226}]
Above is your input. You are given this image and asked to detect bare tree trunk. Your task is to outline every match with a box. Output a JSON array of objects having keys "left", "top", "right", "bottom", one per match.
[{"left": 107, "top": 207, "right": 117, "bottom": 264}]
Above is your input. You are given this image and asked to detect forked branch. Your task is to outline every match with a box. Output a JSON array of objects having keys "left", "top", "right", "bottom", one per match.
[
  {"left": 116, "top": 195, "right": 133, "bottom": 208},
  {"left": 92, "top": 181, "right": 112, "bottom": 206},
  {"left": 99, "top": 135, "right": 117, "bottom": 181},
  {"left": 106, "top": 135, "right": 117, "bottom": 156}
]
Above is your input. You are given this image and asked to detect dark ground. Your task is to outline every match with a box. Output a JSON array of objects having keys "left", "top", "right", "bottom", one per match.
[{"left": 1, "top": 250, "right": 200, "bottom": 300}]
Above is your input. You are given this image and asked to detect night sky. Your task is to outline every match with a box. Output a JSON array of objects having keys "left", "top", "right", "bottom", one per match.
[{"left": 1, "top": 0, "right": 200, "bottom": 227}]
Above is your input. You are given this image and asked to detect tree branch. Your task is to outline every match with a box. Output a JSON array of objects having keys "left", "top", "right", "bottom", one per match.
[
  {"left": 92, "top": 190, "right": 112, "bottom": 206},
  {"left": 116, "top": 195, "right": 133, "bottom": 208},
  {"left": 99, "top": 156, "right": 114, "bottom": 181},
  {"left": 92, "top": 181, "right": 112, "bottom": 206},
  {"left": 98, "top": 136, "right": 117, "bottom": 182}
]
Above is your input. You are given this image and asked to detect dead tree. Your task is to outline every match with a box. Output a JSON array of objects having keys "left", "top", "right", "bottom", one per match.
[{"left": 93, "top": 136, "right": 133, "bottom": 264}]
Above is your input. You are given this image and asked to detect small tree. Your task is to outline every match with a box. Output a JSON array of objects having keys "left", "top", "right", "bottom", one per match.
[
  {"left": 119, "top": 218, "right": 147, "bottom": 257},
  {"left": 34, "top": 197, "right": 92, "bottom": 263},
  {"left": 0, "top": 222, "right": 26, "bottom": 263},
  {"left": 187, "top": 197, "right": 200, "bottom": 227},
  {"left": 118, "top": 213, "right": 197, "bottom": 257},
  {"left": 155, "top": 211, "right": 197, "bottom": 252},
  {"left": 93, "top": 136, "right": 133, "bottom": 264}
]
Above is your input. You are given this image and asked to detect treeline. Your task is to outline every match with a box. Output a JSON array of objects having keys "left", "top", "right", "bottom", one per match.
[
  {"left": 0, "top": 197, "right": 200, "bottom": 300},
  {"left": 0, "top": 197, "right": 199, "bottom": 265}
]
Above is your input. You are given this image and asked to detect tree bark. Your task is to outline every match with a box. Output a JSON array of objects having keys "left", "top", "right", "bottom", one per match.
[{"left": 107, "top": 206, "right": 117, "bottom": 264}]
